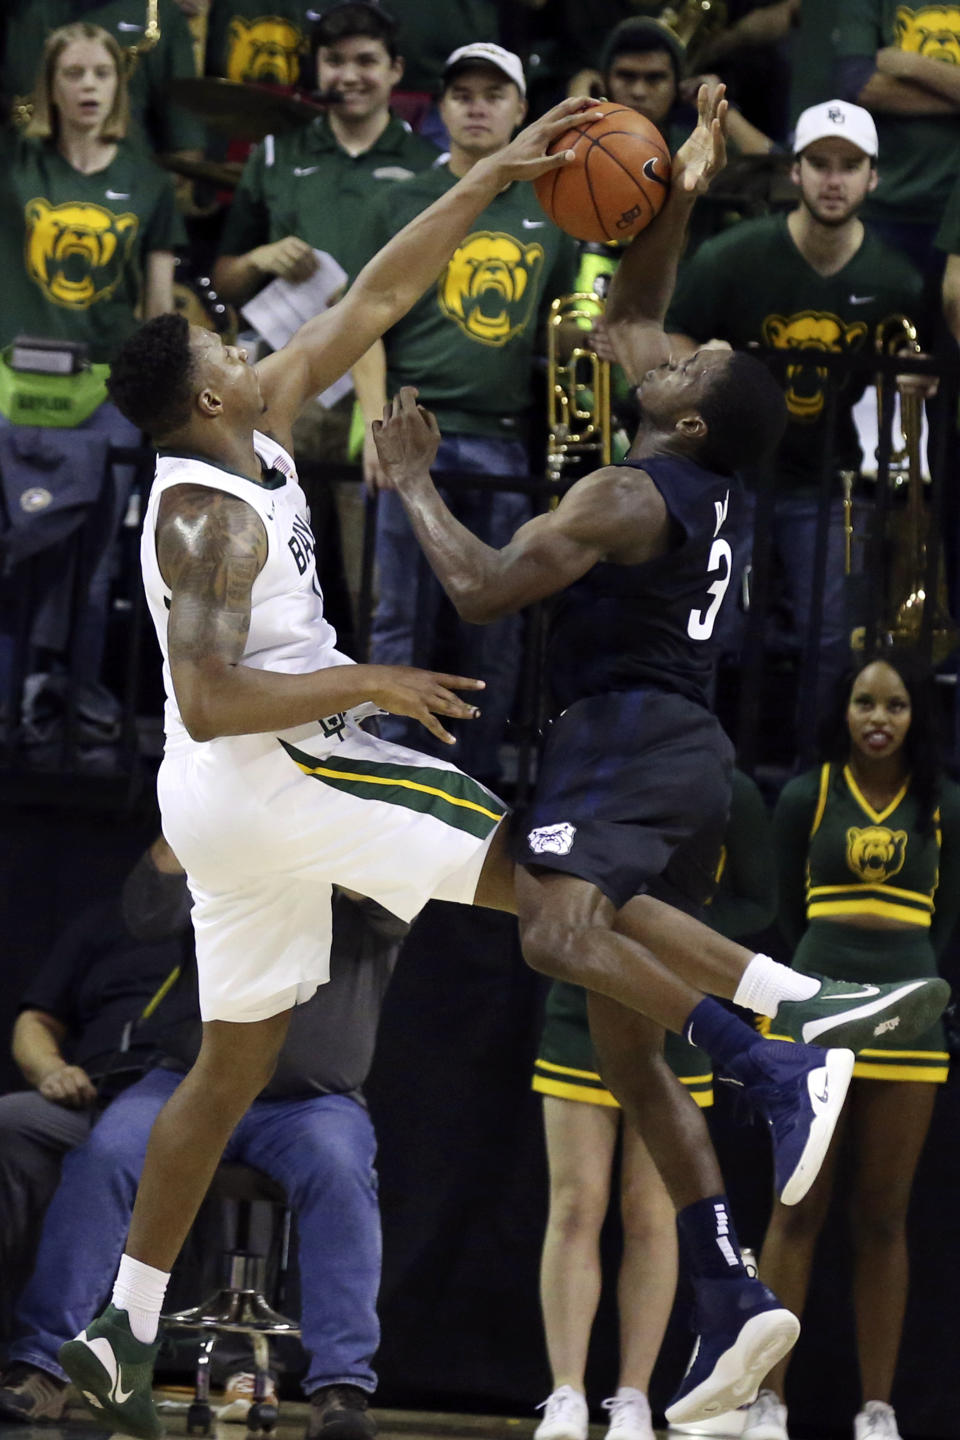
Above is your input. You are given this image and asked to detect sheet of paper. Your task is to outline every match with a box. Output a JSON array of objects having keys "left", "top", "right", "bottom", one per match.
[{"left": 241, "top": 249, "right": 353, "bottom": 408}]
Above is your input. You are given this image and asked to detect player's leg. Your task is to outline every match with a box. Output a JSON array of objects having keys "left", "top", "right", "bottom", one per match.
[
  {"left": 848, "top": 1077, "right": 937, "bottom": 1408},
  {"left": 472, "top": 828, "right": 946, "bottom": 1054},
  {"left": 59, "top": 1008, "right": 293, "bottom": 1438},
  {"left": 474, "top": 821, "right": 946, "bottom": 1054},
  {"left": 535, "top": 1095, "right": 618, "bottom": 1439},
  {"left": 587, "top": 995, "right": 799, "bottom": 1424}
]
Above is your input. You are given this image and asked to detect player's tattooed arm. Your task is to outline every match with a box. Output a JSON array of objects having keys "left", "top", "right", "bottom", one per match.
[
  {"left": 156, "top": 484, "right": 486, "bottom": 744},
  {"left": 158, "top": 484, "right": 266, "bottom": 667}
]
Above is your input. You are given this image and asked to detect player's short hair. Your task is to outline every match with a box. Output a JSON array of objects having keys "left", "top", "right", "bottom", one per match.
[
  {"left": 696, "top": 352, "right": 788, "bottom": 475},
  {"left": 313, "top": 2, "right": 399, "bottom": 61},
  {"left": 107, "top": 313, "right": 196, "bottom": 440}
]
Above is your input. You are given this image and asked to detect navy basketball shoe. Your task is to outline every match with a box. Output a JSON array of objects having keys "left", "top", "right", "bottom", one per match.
[
  {"left": 665, "top": 1274, "right": 800, "bottom": 1425},
  {"left": 720, "top": 1040, "right": 854, "bottom": 1205}
]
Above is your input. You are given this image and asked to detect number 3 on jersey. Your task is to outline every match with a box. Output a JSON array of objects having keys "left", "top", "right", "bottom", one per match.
[{"left": 687, "top": 491, "right": 733, "bottom": 641}]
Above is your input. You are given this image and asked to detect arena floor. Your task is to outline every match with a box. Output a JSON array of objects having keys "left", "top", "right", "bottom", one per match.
[{"left": 0, "top": 1391, "right": 625, "bottom": 1439}]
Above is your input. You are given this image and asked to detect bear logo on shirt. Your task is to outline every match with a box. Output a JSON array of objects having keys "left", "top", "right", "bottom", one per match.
[
  {"left": 761, "top": 311, "right": 869, "bottom": 420},
  {"left": 438, "top": 231, "right": 545, "bottom": 346},
  {"left": 893, "top": 5, "right": 960, "bottom": 63},
  {"left": 225, "top": 16, "right": 306, "bottom": 85},
  {"left": 846, "top": 825, "right": 908, "bottom": 883},
  {"left": 24, "top": 198, "right": 138, "bottom": 309}
]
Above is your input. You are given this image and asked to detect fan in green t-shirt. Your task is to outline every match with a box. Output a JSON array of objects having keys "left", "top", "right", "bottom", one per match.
[{"left": 666, "top": 98, "right": 926, "bottom": 711}]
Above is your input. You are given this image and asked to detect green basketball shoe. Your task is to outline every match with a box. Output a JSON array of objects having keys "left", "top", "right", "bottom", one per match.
[
  {"left": 59, "top": 1303, "right": 163, "bottom": 1439},
  {"left": 775, "top": 976, "right": 949, "bottom": 1052}
]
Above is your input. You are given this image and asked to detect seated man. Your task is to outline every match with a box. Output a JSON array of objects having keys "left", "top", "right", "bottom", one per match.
[
  {"left": 0, "top": 837, "right": 189, "bottom": 1343},
  {"left": 0, "top": 844, "right": 406, "bottom": 1440}
]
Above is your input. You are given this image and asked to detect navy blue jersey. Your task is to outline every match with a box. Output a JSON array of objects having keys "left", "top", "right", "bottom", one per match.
[{"left": 546, "top": 453, "right": 745, "bottom": 710}]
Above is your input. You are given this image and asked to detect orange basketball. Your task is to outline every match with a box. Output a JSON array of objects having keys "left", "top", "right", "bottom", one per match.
[{"left": 533, "top": 102, "right": 671, "bottom": 244}]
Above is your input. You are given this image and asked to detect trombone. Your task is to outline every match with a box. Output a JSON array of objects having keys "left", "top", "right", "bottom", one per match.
[
  {"left": 546, "top": 293, "right": 612, "bottom": 494},
  {"left": 850, "top": 315, "right": 956, "bottom": 662}
]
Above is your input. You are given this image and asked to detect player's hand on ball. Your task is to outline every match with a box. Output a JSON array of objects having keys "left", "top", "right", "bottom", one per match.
[
  {"left": 672, "top": 79, "right": 728, "bottom": 196},
  {"left": 372, "top": 386, "right": 441, "bottom": 489},
  {"left": 366, "top": 666, "right": 485, "bottom": 745},
  {"left": 484, "top": 95, "right": 606, "bottom": 184}
]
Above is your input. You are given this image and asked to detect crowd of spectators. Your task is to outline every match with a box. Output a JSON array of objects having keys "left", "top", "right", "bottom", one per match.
[{"left": 0, "top": 0, "right": 958, "bottom": 781}]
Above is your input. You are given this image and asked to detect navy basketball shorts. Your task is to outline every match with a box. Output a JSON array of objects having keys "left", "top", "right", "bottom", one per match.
[{"left": 510, "top": 687, "right": 735, "bottom": 911}]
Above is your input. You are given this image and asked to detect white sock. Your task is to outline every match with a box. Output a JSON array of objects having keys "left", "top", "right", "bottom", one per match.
[
  {"left": 112, "top": 1254, "right": 170, "bottom": 1343},
  {"left": 733, "top": 954, "right": 820, "bottom": 1018}
]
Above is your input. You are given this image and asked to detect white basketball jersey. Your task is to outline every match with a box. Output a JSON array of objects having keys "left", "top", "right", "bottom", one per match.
[{"left": 141, "top": 430, "right": 356, "bottom": 753}]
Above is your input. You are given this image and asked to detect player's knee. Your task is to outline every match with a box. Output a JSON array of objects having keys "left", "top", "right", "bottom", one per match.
[{"left": 518, "top": 912, "right": 585, "bottom": 982}]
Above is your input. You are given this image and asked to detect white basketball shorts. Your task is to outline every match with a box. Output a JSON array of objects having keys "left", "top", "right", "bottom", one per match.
[{"left": 157, "top": 716, "right": 507, "bottom": 1023}]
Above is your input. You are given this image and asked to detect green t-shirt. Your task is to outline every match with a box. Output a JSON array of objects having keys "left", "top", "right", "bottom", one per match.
[
  {"left": 934, "top": 171, "right": 960, "bottom": 253},
  {"left": 789, "top": 0, "right": 841, "bottom": 122},
  {"left": 2, "top": 0, "right": 206, "bottom": 154},
  {"left": 0, "top": 134, "right": 186, "bottom": 363},
  {"left": 204, "top": 0, "right": 314, "bottom": 84},
  {"left": 835, "top": 0, "right": 960, "bottom": 224},
  {"left": 667, "top": 212, "right": 925, "bottom": 490},
  {"left": 218, "top": 115, "right": 438, "bottom": 282},
  {"left": 360, "top": 165, "right": 578, "bottom": 437}
]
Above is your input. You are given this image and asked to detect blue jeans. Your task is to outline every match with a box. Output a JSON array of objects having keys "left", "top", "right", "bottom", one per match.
[
  {"left": 717, "top": 491, "right": 856, "bottom": 718},
  {"left": 370, "top": 433, "right": 531, "bottom": 779},
  {"left": 7, "top": 1069, "right": 381, "bottom": 1396}
]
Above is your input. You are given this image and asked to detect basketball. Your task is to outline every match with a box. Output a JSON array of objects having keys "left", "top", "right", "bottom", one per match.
[{"left": 533, "top": 102, "right": 672, "bottom": 244}]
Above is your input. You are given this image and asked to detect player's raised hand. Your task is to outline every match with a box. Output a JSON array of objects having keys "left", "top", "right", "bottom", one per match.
[
  {"left": 482, "top": 95, "right": 606, "bottom": 184},
  {"left": 366, "top": 665, "right": 485, "bottom": 745},
  {"left": 372, "top": 386, "right": 441, "bottom": 489},
  {"left": 672, "top": 79, "right": 728, "bottom": 195}
]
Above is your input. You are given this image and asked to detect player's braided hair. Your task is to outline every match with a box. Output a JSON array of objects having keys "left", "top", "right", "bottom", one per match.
[
  {"left": 107, "top": 313, "right": 196, "bottom": 440},
  {"left": 696, "top": 351, "right": 788, "bottom": 476}
]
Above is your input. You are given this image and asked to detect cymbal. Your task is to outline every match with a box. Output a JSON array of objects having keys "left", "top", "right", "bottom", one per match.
[
  {"left": 169, "top": 77, "right": 326, "bottom": 141},
  {"left": 159, "top": 154, "right": 245, "bottom": 188}
]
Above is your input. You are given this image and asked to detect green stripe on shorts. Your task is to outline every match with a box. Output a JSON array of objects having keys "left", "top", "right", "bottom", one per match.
[{"left": 280, "top": 739, "right": 506, "bottom": 840}]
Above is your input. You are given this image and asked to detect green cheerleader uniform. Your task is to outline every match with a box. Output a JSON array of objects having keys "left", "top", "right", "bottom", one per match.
[{"left": 771, "top": 763, "right": 960, "bottom": 1083}]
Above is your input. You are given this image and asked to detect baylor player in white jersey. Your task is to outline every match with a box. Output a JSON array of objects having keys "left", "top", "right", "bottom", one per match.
[
  {"left": 141, "top": 429, "right": 510, "bottom": 1022},
  {"left": 59, "top": 84, "right": 946, "bottom": 1440}
]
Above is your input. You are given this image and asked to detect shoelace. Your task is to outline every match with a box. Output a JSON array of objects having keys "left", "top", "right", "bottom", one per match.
[
  {"left": 602, "top": 1394, "right": 646, "bottom": 1418},
  {"left": 537, "top": 1390, "right": 584, "bottom": 1420}
]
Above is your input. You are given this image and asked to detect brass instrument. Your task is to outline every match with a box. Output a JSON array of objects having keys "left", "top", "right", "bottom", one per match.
[
  {"left": 12, "top": 0, "right": 161, "bottom": 126},
  {"left": 867, "top": 315, "right": 956, "bottom": 662},
  {"left": 659, "top": 0, "right": 729, "bottom": 69},
  {"left": 123, "top": 0, "right": 161, "bottom": 74},
  {"left": 546, "top": 294, "right": 612, "bottom": 492}
]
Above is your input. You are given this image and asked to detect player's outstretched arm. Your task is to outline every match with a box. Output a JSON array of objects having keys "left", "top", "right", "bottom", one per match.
[
  {"left": 372, "top": 388, "right": 671, "bottom": 623},
  {"left": 255, "top": 96, "right": 603, "bottom": 443},
  {"left": 604, "top": 80, "right": 728, "bottom": 382},
  {"left": 157, "top": 485, "right": 488, "bottom": 745}
]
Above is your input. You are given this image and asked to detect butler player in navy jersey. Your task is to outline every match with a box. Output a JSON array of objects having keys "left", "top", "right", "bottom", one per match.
[{"left": 371, "top": 83, "right": 948, "bottom": 1424}]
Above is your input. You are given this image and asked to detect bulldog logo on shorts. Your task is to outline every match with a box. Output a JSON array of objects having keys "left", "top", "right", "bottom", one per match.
[{"left": 527, "top": 822, "right": 577, "bottom": 855}]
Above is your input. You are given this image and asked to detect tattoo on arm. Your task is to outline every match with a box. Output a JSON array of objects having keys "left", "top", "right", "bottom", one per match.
[{"left": 156, "top": 485, "right": 268, "bottom": 670}]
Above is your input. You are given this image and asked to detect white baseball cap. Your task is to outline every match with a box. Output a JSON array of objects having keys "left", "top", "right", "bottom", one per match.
[
  {"left": 793, "top": 99, "right": 878, "bottom": 158},
  {"left": 443, "top": 42, "right": 526, "bottom": 98}
]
